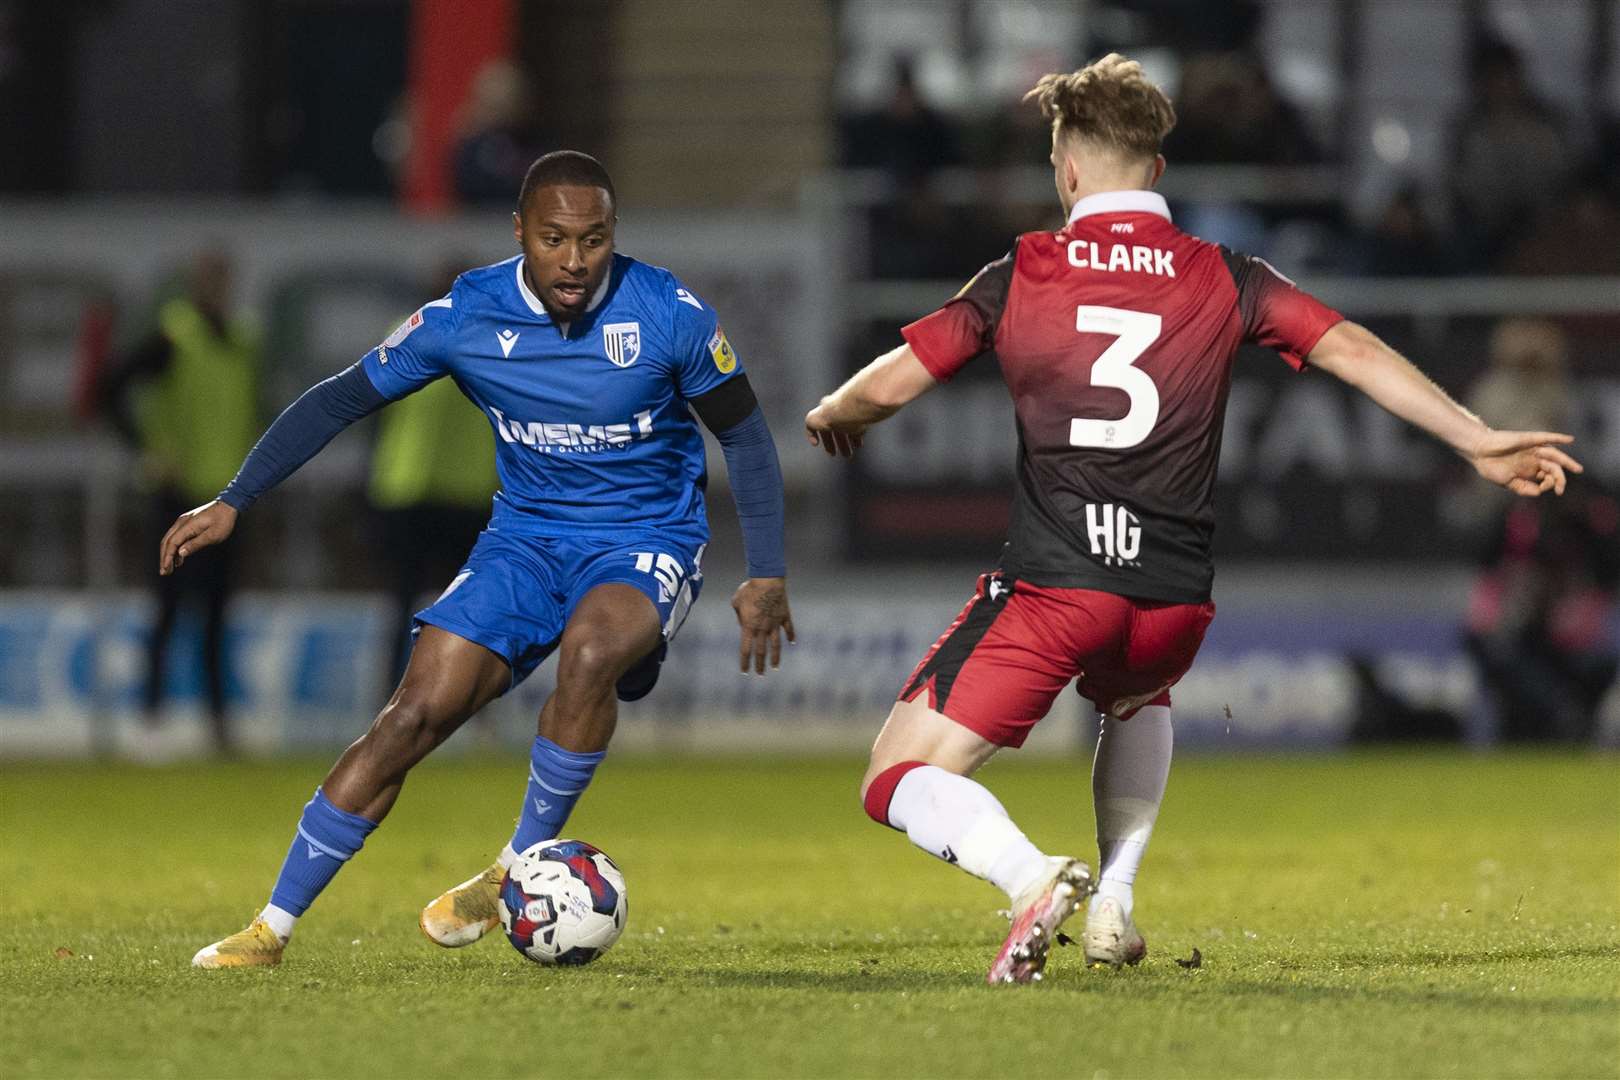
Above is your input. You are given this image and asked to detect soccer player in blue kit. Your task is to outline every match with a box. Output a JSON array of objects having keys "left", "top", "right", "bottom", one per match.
[{"left": 167, "top": 152, "right": 795, "bottom": 967}]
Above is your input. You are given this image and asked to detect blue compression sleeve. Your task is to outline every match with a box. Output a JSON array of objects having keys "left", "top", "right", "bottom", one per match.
[
  {"left": 218, "top": 363, "right": 389, "bottom": 511},
  {"left": 713, "top": 406, "right": 786, "bottom": 578}
]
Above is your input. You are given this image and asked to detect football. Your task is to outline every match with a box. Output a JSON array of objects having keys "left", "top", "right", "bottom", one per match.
[{"left": 498, "top": 839, "right": 627, "bottom": 965}]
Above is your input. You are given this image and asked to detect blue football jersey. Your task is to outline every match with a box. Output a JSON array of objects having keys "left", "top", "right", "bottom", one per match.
[{"left": 361, "top": 253, "right": 743, "bottom": 539}]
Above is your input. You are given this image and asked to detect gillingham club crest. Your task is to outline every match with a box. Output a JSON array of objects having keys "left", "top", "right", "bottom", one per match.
[{"left": 602, "top": 322, "right": 641, "bottom": 368}]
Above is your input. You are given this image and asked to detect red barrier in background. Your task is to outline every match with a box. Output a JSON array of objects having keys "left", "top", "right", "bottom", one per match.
[{"left": 401, "top": 0, "right": 514, "bottom": 214}]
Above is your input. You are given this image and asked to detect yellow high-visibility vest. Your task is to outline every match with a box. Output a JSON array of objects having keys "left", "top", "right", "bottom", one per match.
[
  {"left": 143, "top": 298, "right": 260, "bottom": 502},
  {"left": 368, "top": 376, "right": 497, "bottom": 511}
]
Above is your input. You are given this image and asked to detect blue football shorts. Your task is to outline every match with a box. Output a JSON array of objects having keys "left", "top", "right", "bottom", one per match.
[{"left": 413, "top": 527, "right": 706, "bottom": 689}]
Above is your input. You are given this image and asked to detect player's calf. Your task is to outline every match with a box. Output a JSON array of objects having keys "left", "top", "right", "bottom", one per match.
[
  {"left": 539, "top": 592, "right": 660, "bottom": 752},
  {"left": 864, "top": 756, "right": 1095, "bottom": 984},
  {"left": 189, "top": 592, "right": 510, "bottom": 967},
  {"left": 191, "top": 788, "right": 378, "bottom": 969}
]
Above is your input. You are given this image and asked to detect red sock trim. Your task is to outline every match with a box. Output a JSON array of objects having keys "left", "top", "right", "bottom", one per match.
[{"left": 863, "top": 760, "right": 927, "bottom": 828}]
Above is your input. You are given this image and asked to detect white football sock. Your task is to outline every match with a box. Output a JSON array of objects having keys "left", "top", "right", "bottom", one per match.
[
  {"left": 887, "top": 765, "right": 1051, "bottom": 899},
  {"left": 259, "top": 903, "right": 297, "bottom": 942},
  {"left": 498, "top": 843, "right": 519, "bottom": 869},
  {"left": 1090, "top": 704, "right": 1173, "bottom": 919}
]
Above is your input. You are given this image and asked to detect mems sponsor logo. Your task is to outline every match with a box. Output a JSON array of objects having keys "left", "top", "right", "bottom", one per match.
[{"left": 488, "top": 407, "right": 653, "bottom": 454}]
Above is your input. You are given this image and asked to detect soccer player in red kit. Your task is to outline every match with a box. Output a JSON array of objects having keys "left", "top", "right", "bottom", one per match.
[{"left": 805, "top": 53, "right": 1582, "bottom": 984}]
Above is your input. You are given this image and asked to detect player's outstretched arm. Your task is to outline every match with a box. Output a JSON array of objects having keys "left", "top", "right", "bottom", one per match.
[
  {"left": 1306, "top": 321, "right": 1583, "bottom": 497},
  {"left": 157, "top": 363, "right": 390, "bottom": 575},
  {"left": 805, "top": 344, "right": 940, "bottom": 458},
  {"left": 687, "top": 374, "right": 796, "bottom": 674}
]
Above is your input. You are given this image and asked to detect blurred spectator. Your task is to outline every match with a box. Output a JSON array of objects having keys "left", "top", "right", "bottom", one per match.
[
  {"left": 1164, "top": 51, "right": 1322, "bottom": 165},
  {"left": 1464, "top": 483, "right": 1620, "bottom": 743},
  {"left": 1468, "top": 318, "right": 1573, "bottom": 434},
  {"left": 1444, "top": 318, "right": 1572, "bottom": 535},
  {"left": 99, "top": 248, "right": 261, "bottom": 754},
  {"left": 452, "top": 60, "right": 552, "bottom": 207},
  {"left": 1101, "top": 0, "right": 1264, "bottom": 54},
  {"left": 976, "top": 91, "right": 1052, "bottom": 171},
  {"left": 1356, "top": 184, "right": 1459, "bottom": 276},
  {"left": 1452, "top": 318, "right": 1619, "bottom": 742},
  {"left": 1450, "top": 38, "right": 1576, "bottom": 261},
  {"left": 1498, "top": 168, "right": 1620, "bottom": 275},
  {"left": 840, "top": 56, "right": 960, "bottom": 180},
  {"left": 368, "top": 261, "right": 498, "bottom": 685},
  {"left": 845, "top": 56, "right": 986, "bottom": 279}
]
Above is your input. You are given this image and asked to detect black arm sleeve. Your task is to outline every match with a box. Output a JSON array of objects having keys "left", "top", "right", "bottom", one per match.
[
  {"left": 689, "top": 375, "right": 786, "bottom": 578},
  {"left": 217, "top": 363, "right": 389, "bottom": 511},
  {"left": 687, "top": 372, "right": 759, "bottom": 433}
]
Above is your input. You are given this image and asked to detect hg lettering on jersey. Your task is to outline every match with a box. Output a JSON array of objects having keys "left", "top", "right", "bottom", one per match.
[
  {"left": 488, "top": 406, "right": 653, "bottom": 454},
  {"left": 1067, "top": 240, "right": 1175, "bottom": 277},
  {"left": 1085, "top": 503, "right": 1142, "bottom": 567}
]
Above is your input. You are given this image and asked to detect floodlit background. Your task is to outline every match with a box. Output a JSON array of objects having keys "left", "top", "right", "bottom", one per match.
[{"left": 1, "top": 0, "right": 1617, "bottom": 758}]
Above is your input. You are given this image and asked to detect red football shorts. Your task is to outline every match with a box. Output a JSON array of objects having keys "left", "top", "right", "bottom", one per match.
[{"left": 898, "top": 573, "right": 1215, "bottom": 748}]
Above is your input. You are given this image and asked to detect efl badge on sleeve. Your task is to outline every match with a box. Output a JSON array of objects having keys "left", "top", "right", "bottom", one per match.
[
  {"left": 383, "top": 309, "right": 423, "bottom": 348},
  {"left": 708, "top": 327, "right": 737, "bottom": 374},
  {"left": 602, "top": 322, "right": 642, "bottom": 368}
]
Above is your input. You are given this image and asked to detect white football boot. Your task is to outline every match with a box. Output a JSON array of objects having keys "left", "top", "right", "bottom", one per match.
[
  {"left": 986, "top": 857, "right": 1094, "bottom": 984},
  {"left": 1082, "top": 895, "right": 1147, "bottom": 967}
]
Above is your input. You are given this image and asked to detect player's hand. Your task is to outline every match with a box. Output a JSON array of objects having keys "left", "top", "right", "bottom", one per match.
[
  {"left": 731, "top": 577, "right": 795, "bottom": 674},
  {"left": 1467, "top": 430, "right": 1583, "bottom": 497},
  {"left": 159, "top": 500, "right": 238, "bottom": 575},
  {"left": 804, "top": 403, "right": 865, "bottom": 458}
]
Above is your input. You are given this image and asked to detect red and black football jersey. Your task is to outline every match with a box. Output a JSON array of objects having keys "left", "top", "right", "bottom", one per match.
[{"left": 901, "top": 190, "right": 1343, "bottom": 603}]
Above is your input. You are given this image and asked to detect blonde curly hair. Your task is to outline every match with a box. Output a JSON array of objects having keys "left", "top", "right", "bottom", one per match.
[{"left": 1024, "top": 53, "right": 1176, "bottom": 159}]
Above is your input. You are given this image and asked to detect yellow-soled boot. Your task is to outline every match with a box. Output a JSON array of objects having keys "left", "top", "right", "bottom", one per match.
[
  {"left": 419, "top": 862, "right": 504, "bottom": 947},
  {"left": 191, "top": 917, "right": 286, "bottom": 969}
]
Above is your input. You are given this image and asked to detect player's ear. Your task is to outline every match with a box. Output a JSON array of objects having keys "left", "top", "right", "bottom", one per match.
[
  {"left": 1149, "top": 154, "right": 1167, "bottom": 187},
  {"left": 511, "top": 211, "right": 523, "bottom": 245}
]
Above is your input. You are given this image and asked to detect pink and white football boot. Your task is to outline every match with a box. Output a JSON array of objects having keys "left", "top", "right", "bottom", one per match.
[{"left": 986, "top": 857, "right": 1094, "bottom": 984}]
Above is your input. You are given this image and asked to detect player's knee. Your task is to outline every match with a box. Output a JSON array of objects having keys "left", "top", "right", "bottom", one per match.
[
  {"left": 861, "top": 760, "right": 927, "bottom": 827},
  {"left": 557, "top": 633, "right": 632, "bottom": 692},
  {"left": 368, "top": 697, "right": 444, "bottom": 763}
]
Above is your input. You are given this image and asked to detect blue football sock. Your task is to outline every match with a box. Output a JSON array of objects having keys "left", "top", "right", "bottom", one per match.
[
  {"left": 267, "top": 789, "right": 378, "bottom": 917},
  {"left": 509, "top": 736, "right": 604, "bottom": 855}
]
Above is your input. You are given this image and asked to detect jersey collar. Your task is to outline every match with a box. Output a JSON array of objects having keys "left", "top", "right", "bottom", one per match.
[
  {"left": 515, "top": 258, "right": 613, "bottom": 322},
  {"left": 1066, "top": 190, "right": 1172, "bottom": 225}
]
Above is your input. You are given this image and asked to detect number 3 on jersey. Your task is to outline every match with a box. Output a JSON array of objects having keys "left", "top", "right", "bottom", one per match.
[{"left": 1069, "top": 306, "right": 1162, "bottom": 449}]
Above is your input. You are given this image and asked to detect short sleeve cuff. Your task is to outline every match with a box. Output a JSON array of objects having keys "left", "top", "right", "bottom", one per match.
[
  {"left": 359, "top": 347, "right": 407, "bottom": 399},
  {"left": 1279, "top": 312, "right": 1344, "bottom": 372},
  {"left": 900, "top": 319, "right": 964, "bottom": 383}
]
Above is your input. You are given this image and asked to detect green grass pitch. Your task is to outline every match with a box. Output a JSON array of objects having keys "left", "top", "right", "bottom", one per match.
[{"left": 3, "top": 751, "right": 1617, "bottom": 1078}]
